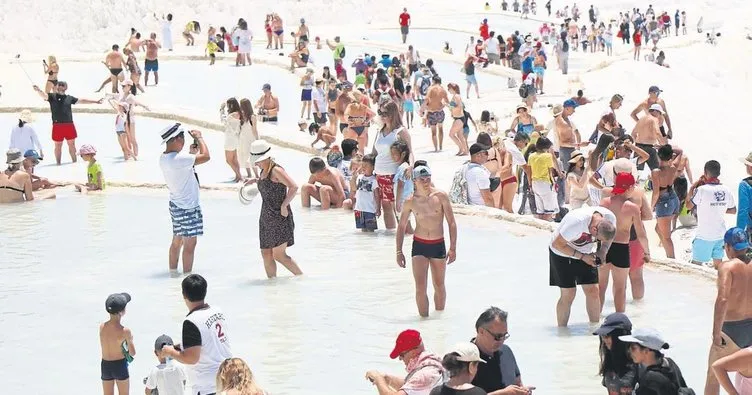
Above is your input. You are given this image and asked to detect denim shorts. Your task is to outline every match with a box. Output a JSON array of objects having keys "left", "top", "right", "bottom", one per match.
[
  {"left": 654, "top": 191, "right": 679, "bottom": 218},
  {"left": 692, "top": 238, "right": 724, "bottom": 263}
]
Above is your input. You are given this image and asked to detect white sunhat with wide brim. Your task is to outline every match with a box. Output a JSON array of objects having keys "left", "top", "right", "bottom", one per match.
[
  {"left": 238, "top": 182, "right": 260, "bottom": 205},
  {"left": 249, "top": 140, "right": 272, "bottom": 164}
]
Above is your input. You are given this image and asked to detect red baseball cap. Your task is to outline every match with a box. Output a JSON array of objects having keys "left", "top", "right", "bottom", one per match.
[
  {"left": 390, "top": 329, "right": 422, "bottom": 359},
  {"left": 612, "top": 172, "right": 636, "bottom": 195}
]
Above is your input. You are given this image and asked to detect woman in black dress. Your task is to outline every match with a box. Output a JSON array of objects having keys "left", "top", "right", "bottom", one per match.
[{"left": 247, "top": 140, "right": 303, "bottom": 278}]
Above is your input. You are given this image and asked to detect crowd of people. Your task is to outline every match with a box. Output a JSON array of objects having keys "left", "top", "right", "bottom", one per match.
[{"left": 2, "top": 4, "right": 752, "bottom": 395}]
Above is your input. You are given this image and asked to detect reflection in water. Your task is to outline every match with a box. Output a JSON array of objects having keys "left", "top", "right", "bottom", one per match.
[{"left": 0, "top": 190, "right": 715, "bottom": 394}]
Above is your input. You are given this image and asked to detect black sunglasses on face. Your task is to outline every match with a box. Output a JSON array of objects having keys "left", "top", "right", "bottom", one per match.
[{"left": 483, "top": 327, "right": 510, "bottom": 341}]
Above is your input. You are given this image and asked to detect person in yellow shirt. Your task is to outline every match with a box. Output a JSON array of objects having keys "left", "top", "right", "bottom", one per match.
[
  {"left": 206, "top": 38, "right": 222, "bottom": 65},
  {"left": 526, "top": 136, "right": 560, "bottom": 221},
  {"left": 75, "top": 144, "right": 104, "bottom": 193}
]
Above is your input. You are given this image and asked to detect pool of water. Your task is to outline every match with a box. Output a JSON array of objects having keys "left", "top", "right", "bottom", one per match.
[{"left": 0, "top": 190, "right": 715, "bottom": 394}]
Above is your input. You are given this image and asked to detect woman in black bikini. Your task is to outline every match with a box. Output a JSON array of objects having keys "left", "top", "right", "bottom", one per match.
[
  {"left": 343, "top": 100, "right": 374, "bottom": 151},
  {"left": 446, "top": 83, "right": 468, "bottom": 156},
  {"left": 43, "top": 56, "right": 59, "bottom": 94},
  {"left": 0, "top": 149, "right": 33, "bottom": 203}
]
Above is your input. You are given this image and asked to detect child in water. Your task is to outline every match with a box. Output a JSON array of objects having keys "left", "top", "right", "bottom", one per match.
[
  {"left": 144, "top": 334, "right": 186, "bottom": 395},
  {"left": 206, "top": 37, "right": 222, "bottom": 65},
  {"left": 391, "top": 140, "right": 414, "bottom": 233},
  {"left": 76, "top": 144, "right": 104, "bottom": 193},
  {"left": 100, "top": 292, "right": 135, "bottom": 395},
  {"left": 351, "top": 153, "right": 381, "bottom": 232}
]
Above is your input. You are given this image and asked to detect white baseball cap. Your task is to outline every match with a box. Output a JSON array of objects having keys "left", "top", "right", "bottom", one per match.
[
  {"left": 448, "top": 342, "right": 486, "bottom": 363},
  {"left": 648, "top": 103, "right": 665, "bottom": 114}
]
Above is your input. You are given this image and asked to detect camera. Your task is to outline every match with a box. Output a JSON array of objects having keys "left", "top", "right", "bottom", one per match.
[
  {"left": 258, "top": 108, "right": 268, "bottom": 115},
  {"left": 594, "top": 256, "right": 602, "bottom": 267}
]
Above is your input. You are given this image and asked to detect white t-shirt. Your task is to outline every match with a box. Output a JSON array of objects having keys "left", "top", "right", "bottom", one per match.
[
  {"left": 595, "top": 158, "right": 638, "bottom": 187},
  {"left": 9, "top": 124, "right": 42, "bottom": 153},
  {"left": 550, "top": 206, "right": 616, "bottom": 257},
  {"left": 466, "top": 163, "right": 491, "bottom": 206},
  {"left": 160, "top": 152, "right": 200, "bottom": 209},
  {"left": 145, "top": 360, "right": 186, "bottom": 395},
  {"left": 312, "top": 88, "right": 327, "bottom": 113},
  {"left": 691, "top": 183, "right": 736, "bottom": 240},
  {"left": 183, "top": 306, "right": 233, "bottom": 395},
  {"left": 485, "top": 38, "right": 500, "bottom": 55},
  {"left": 354, "top": 174, "right": 378, "bottom": 213}
]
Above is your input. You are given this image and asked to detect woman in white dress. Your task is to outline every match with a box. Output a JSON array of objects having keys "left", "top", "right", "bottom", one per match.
[
  {"left": 221, "top": 97, "right": 243, "bottom": 182},
  {"left": 119, "top": 80, "right": 150, "bottom": 160},
  {"left": 234, "top": 20, "right": 253, "bottom": 66},
  {"left": 239, "top": 98, "right": 259, "bottom": 178}
]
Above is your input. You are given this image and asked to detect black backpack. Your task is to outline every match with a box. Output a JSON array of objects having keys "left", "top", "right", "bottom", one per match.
[
  {"left": 518, "top": 84, "right": 531, "bottom": 98},
  {"left": 419, "top": 75, "right": 431, "bottom": 96}
]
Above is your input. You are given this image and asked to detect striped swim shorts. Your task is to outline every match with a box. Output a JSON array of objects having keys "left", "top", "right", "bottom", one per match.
[{"left": 169, "top": 201, "right": 204, "bottom": 237}]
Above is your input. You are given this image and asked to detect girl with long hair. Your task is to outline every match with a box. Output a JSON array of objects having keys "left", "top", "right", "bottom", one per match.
[
  {"left": 446, "top": 83, "right": 469, "bottom": 156},
  {"left": 43, "top": 55, "right": 59, "bottom": 93},
  {"left": 221, "top": 97, "right": 243, "bottom": 182},
  {"left": 239, "top": 98, "right": 259, "bottom": 178},
  {"left": 594, "top": 313, "right": 638, "bottom": 394}
]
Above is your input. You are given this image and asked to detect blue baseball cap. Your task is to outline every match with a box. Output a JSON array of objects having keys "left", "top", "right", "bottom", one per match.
[
  {"left": 23, "top": 149, "right": 41, "bottom": 160},
  {"left": 563, "top": 99, "right": 578, "bottom": 108},
  {"left": 724, "top": 227, "right": 750, "bottom": 251}
]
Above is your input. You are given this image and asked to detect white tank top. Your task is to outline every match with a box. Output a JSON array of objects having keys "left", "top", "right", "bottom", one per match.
[
  {"left": 184, "top": 306, "right": 233, "bottom": 395},
  {"left": 374, "top": 127, "right": 401, "bottom": 175}
]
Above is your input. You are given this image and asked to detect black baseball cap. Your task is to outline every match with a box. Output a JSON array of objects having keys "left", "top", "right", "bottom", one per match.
[
  {"left": 105, "top": 292, "right": 131, "bottom": 314},
  {"left": 154, "top": 334, "right": 174, "bottom": 352},
  {"left": 593, "top": 312, "right": 632, "bottom": 336},
  {"left": 469, "top": 143, "right": 489, "bottom": 156}
]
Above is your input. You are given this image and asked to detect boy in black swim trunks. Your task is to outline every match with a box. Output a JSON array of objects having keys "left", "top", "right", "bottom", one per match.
[{"left": 100, "top": 292, "right": 135, "bottom": 395}]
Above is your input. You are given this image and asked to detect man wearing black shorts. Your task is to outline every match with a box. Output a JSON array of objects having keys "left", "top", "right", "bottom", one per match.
[
  {"left": 396, "top": 165, "right": 458, "bottom": 317},
  {"left": 549, "top": 206, "right": 616, "bottom": 327}
]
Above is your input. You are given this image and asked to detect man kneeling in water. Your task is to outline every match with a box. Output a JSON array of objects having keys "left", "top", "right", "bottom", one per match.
[
  {"left": 396, "top": 165, "right": 457, "bottom": 317},
  {"left": 705, "top": 227, "right": 752, "bottom": 395},
  {"left": 300, "top": 157, "right": 348, "bottom": 210}
]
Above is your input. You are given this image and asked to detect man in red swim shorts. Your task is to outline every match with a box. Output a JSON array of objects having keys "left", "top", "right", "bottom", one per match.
[{"left": 33, "top": 81, "right": 102, "bottom": 164}]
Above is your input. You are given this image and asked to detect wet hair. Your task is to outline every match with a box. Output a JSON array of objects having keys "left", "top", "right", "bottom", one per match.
[
  {"left": 226, "top": 97, "right": 241, "bottom": 115},
  {"left": 475, "top": 306, "right": 508, "bottom": 330},
  {"left": 535, "top": 136, "right": 553, "bottom": 152},
  {"left": 657, "top": 144, "right": 673, "bottom": 161},
  {"left": 414, "top": 159, "right": 428, "bottom": 168},
  {"left": 239, "top": 98, "right": 254, "bottom": 126},
  {"left": 341, "top": 139, "right": 358, "bottom": 157},
  {"left": 390, "top": 140, "right": 410, "bottom": 164},
  {"left": 361, "top": 153, "right": 376, "bottom": 166},
  {"left": 476, "top": 132, "right": 493, "bottom": 147},
  {"left": 308, "top": 123, "right": 320, "bottom": 134},
  {"left": 216, "top": 358, "right": 264, "bottom": 395},
  {"left": 181, "top": 274, "right": 208, "bottom": 302},
  {"left": 704, "top": 160, "right": 721, "bottom": 178},
  {"left": 309, "top": 157, "right": 326, "bottom": 173},
  {"left": 598, "top": 328, "right": 633, "bottom": 378},
  {"left": 480, "top": 110, "right": 491, "bottom": 123},
  {"left": 442, "top": 352, "right": 474, "bottom": 378}
]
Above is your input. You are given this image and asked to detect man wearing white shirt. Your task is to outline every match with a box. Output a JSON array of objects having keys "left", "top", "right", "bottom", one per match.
[
  {"left": 687, "top": 160, "right": 737, "bottom": 267},
  {"left": 549, "top": 206, "right": 617, "bottom": 326},
  {"left": 484, "top": 32, "right": 501, "bottom": 65},
  {"left": 311, "top": 78, "right": 328, "bottom": 125},
  {"left": 466, "top": 143, "right": 494, "bottom": 207},
  {"left": 159, "top": 123, "right": 211, "bottom": 274}
]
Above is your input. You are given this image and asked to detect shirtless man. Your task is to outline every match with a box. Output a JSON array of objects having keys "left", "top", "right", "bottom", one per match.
[
  {"left": 630, "top": 103, "right": 666, "bottom": 170},
  {"left": 295, "top": 18, "right": 309, "bottom": 47},
  {"left": 125, "top": 32, "right": 143, "bottom": 52},
  {"left": 554, "top": 99, "right": 582, "bottom": 166},
  {"left": 101, "top": 45, "right": 127, "bottom": 94},
  {"left": 100, "top": 292, "right": 135, "bottom": 395},
  {"left": 256, "top": 83, "right": 279, "bottom": 122},
  {"left": 396, "top": 165, "right": 458, "bottom": 317},
  {"left": 424, "top": 76, "right": 449, "bottom": 152},
  {"left": 309, "top": 123, "right": 336, "bottom": 149},
  {"left": 599, "top": 172, "right": 651, "bottom": 314},
  {"left": 630, "top": 85, "right": 673, "bottom": 139},
  {"left": 705, "top": 227, "right": 752, "bottom": 395},
  {"left": 405, "top": 45, "right": 420, "bottom": 76},
  {"left": 335, "top": 82, "right": 354, "bottom": 134},
  {"left": 143, "top": 33, "right": 161, "bottom": 86},
  {"left": 301, "top": 157, "right": 348, "bottom": 209}
]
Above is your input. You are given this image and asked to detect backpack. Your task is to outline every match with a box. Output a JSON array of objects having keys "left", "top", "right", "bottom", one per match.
[
  {"left": 449, "top": 163, "right": 470, "bottom": 204},
  {"left": 419, "top": 75, "right": 431, "bottom": 96},
  {"left": 339, "top": 46, "right": 346, "bottom": 58},
  {"left": 518, "top": 84, "right": 530, "bottom": 98}
]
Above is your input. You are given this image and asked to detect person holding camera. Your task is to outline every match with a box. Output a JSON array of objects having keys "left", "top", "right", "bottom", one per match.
[
  {"left": 256, "top": 83, "right": 279, "bottom": 122},
  {"left": 549, "top": 206, "right": 616, "bottom": 327},
  {"left": 159, "top": 124, "right": 211, "bottom": 275}
]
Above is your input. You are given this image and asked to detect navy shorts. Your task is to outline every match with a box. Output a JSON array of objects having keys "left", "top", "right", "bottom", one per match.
[
  {"left": 144, "top": 59, "right": 158, "bottom": 72},
  {"left": 101, "top": 359, "right": 129, "bottom": 381},
  {"left": 301, "top": 89, "right": 312, "bottom": 101},
  {"left": 354, "top": 210, "right": 377, "bottom": 231}
]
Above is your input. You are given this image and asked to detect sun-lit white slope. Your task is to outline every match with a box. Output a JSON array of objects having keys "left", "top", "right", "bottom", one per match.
[
  {"left": 579, "top": 46, "right": 750, "bottom": 182},
  {"left": 0, "top": 0, "right": 438, "bottom": 55}
]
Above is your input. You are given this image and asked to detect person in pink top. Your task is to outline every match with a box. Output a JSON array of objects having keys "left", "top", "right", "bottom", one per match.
[
  {"left": 366, "top": 329, "right": 446, "bottom": 395},
  {"left": 712, "top": 347, "right": 752, "bottom": 395}
]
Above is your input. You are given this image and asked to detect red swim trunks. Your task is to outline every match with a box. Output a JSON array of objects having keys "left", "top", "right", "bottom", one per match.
[
  {"left": 51, "top": 123, "right": 78, "bottom": 142},
  {"left": 376, "top": 174, "right": 395, "bottom": 202},
  {"left": 629, "top": 239, "right": 644, "bottom": 272}
]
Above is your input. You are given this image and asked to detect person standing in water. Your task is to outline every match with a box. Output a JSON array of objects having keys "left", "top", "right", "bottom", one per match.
[
  {"left": 159, "top": 124, "right": 211, "bottom": 275},
  {"left": 396, "top": 165, "right": 458, "bottom": 317},
  {"left": 143, "top": 33, "right": 161, "bottom": 86},
  {"left": 704, "top": 227, "right": 752, "bottom": 395},
  {"left": 247, "top": 140, "right": 303, "bottom": 279},
  {"left": 32, "top": 81, "right": 102, "bottom": 165},
  {"left": 100, "top": 292, "right": 135, "bottom": 395}
]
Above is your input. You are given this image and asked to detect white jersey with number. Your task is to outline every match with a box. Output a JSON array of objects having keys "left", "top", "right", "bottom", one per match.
[{"left": 184, "top": 306, "right": 232, "bottom": 395}]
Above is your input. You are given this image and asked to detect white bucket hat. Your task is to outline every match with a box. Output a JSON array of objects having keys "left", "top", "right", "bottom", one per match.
[
  {"left": 250, "top": 140, "right": 272, "bottom": 164},
  {"left": 19, "top": 109, "right": 34, "bottom": 123}
]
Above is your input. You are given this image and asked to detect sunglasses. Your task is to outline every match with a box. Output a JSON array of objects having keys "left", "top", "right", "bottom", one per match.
[{"left": 483, "top": 327, "right": 510, "bottom": 341}]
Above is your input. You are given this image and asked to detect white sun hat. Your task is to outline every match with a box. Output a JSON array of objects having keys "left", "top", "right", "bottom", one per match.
[{"left": 250, "top": 140, "right": 272, "bottom": 164}]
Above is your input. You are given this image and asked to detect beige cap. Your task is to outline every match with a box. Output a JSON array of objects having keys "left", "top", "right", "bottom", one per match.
[{"left": 449, "top": 342, "right": 486, "bottom": 363}]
